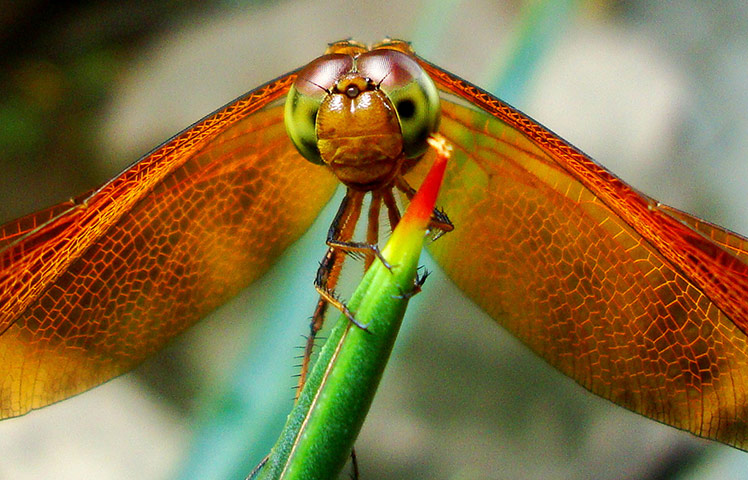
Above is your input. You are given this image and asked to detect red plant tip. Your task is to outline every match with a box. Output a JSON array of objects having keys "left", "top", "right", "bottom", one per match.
[{"left": 400, "top": 134, "right": 451, "bottom": 230}]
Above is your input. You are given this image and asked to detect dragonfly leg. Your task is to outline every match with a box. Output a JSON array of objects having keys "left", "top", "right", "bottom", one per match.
[
  {"left": 364, "top": 190, "right": 382, "bottom": 270},
  {"left": 382, "top": 188, "right": 402, "bottom": 231},
  {"left": 314, "top": 283, "right": 370, "bottom": 330},
  {"left": 297, "top": 189, "right": 373, "bottom": 396},
  {"left": 317, "top": 190, "right": 398, "bottom": 320},
  {"left": 326, "top": 233, "right": 392, "bottom": 271},
  {"left": 393, "top": 266, "right": 431, "bottom": 300}
]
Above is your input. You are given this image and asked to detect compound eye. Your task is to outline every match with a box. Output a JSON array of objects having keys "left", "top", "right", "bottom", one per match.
[
  {"left": 285, "top": 54, "right": 353, "bottom": 164},
  {"left": 357, "top": 49, "right": 440, "bottom": 158}
]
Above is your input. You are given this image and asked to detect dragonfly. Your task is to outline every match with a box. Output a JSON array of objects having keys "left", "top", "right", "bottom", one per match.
[{"left": 1, "top": 37, "right": 748, "bottom": 464}]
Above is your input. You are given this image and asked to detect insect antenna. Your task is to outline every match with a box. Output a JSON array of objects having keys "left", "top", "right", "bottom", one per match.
[
  {"left": 300, "top": 77, "right": 330, "bottom": 94},
  {"left": 376, "top": 68, "right": 393, "bottom": 88}
]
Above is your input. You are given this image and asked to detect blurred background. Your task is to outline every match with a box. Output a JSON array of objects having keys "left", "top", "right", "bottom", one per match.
[{"left": 1, "top": 1, "right": 748, "bottom": 479}]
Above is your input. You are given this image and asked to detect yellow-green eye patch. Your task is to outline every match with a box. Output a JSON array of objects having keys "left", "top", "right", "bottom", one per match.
[{"left": 285, "top": 54, "right": 353, "bottom": 165}]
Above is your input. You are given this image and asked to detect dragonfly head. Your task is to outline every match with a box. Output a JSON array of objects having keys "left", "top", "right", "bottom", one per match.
[{"left": 285, "top": 40, "right": 440, "bottom": 191}]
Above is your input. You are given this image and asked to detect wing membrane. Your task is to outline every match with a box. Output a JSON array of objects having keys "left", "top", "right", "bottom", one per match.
[
  {"left": 412, "top": 59, "right": 748, "bottom": 450},
  {"left": 0, "top": 74, "right": 338, "bottom": 418}
]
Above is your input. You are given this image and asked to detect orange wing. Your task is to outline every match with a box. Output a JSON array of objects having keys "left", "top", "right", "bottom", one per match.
[
  {"left": 410, "top": 58, "right": 748, "bottom": 450},
  {"left": 0, "top": 73, "right": 338, "bottom": 418}
]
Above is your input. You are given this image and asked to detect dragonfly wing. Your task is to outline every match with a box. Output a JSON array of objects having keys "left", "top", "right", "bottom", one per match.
[
  {"left": 656, "top": 204, "right": 748, "bottom": 263},
  {"left": 410, "top": 59, "right": 748, "bottom": 450},
  {"left": 0, "top": 73, "right": 338, "bottom": 418}
]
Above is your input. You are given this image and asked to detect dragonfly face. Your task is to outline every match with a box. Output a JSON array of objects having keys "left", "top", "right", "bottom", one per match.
[{"left": 284, "top": 40, "right": 440, "bottom": 190}]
